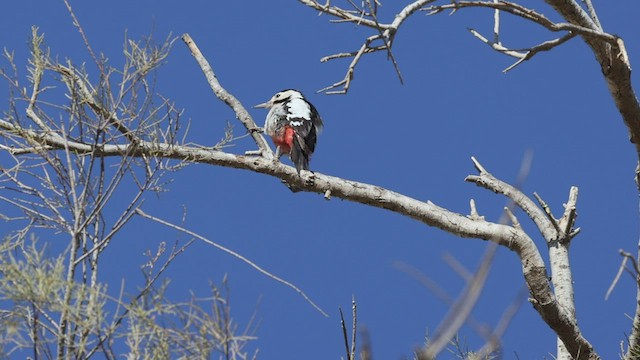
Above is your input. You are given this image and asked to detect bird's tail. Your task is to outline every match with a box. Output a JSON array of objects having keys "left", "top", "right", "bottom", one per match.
[{"left": 291, "top": 134, "right": 311, "bottom": 174}]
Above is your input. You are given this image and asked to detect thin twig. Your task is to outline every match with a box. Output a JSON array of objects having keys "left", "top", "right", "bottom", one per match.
[
  {"left": 339, "top": 308, "right": 351, "bottom": 360},
  {"left": 468, "top": 28, "right": 525, "bottom": 59},
  {"left": 421, "top": 241, "right": 497, "bottom": 358},
  {"left": 466, "top": 157, "right": 559, "bottom": 244},
  {"left": 468, "top": 26, "right": 577, "bottom": 72},
  {"left": 605, "top": 253, "right": 629, "bottom": 301},
  {"left": 533, "top": 192, "right": 562, "bottom": 235},
  {"left": 307, "top": 0, "right": 435, "bottom": 94},
  {"left": 621, "top": 250, "right": 640, "bottom": 277},
  {"left": 350, "top": 296, "right": 357, "bottom": 360},
  {"left": 502, "top": 33, "right": 577, "bottom": 73},
  {"left": 493, "top": 0, "right": 500, "bottom": 44},
  {"left": 475, "top": 286, "right": 528, "bottom": 357},
  {"left": 318, "top": 35, "right": 379, "bottom": 94},
  {"left": 135, "top": 208, "right": 328, "bottom": 317},
  {"left": 442, "top": 252, "right": 473, "bottom": 282},
  {"left": 62, "top": 0, "right": 103, "bottom": 72},
  {"left": 558, "top": 186, "right": 579, "bottom": 241},
  {"left": 298, "top": 0, "right": 388, "bottom": 29},
  {"left": 52, "top": 64, "right": 138, "bottom": 142},
  {"left": 365, "top": 0, "right": 403, "bottom": 85}
]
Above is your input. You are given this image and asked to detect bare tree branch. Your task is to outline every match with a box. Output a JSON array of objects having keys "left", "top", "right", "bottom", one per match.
[
  {"left": 301, "top": 0, "right": 434, "bottom": 93},
  {"left": 424, "top": 1, "right": 615, "bottom": 43},
  {"left": 299, "top": 0, "right": 389, "bottom": 29},
  {"left": 468, "top": 28, "right": 577, "bottom": 72},
  {"left": 421, "top": 238, "right": 496, "bottom": 358},
  {"left": 181, "top": 34, "right": 273, "bottom": 158},
  {"left": 466, "top": 157, "right": 557, "bottom": 242},
  {"left": 301, "top": 0, "right": 619, "bottom": 94},
  {"left": 618, "top": 249, "right": 640, "bottom": 359},
  {"left": 364, "top": 0, "right": 403, "bottom": 85},
  {"left": 464, "top": 158, "right": 591, "bottom": 359},
  {"left": 395, "top": 260, "right": 511, "bottom": 352},
  {"left": 418, "top": 151, "right": 532, "bottom": 357},
  {"left": 606, "top": 251, "right": 634, "bottom": 301},
  {"left": 135, "top": 208, "right": 328, "bottom": 317},
  {"left": 62, "top": 0, "right": 102, "bottom": 71},
  {"left": 540, "top": 1, "right": 639, "bottom": 176}
]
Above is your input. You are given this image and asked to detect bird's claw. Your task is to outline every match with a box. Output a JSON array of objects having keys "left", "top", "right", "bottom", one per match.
[{"left": 304, "top": 170, "right": 316, "bottom": 187}]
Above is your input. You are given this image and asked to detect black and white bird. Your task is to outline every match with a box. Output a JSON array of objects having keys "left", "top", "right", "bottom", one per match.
[{"left": 254, "top": 89, "right": 323, "bottom": 174}]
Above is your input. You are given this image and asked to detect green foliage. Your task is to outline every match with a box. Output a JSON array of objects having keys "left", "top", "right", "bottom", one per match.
[{"left": 0, "top": 235, "right": 257, "bottom": 359}]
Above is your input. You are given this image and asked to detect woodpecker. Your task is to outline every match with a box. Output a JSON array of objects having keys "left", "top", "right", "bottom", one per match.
[{"left": 254, "top": 89, "right": 323, "bottom": 174}]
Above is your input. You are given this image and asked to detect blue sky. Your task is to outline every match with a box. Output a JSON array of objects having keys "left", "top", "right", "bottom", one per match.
[{"left": 2, "top": 1, "right": 640, "bottom": 358}]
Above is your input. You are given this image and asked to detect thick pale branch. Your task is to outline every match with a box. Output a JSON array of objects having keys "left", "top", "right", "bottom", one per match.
[
  {"left": 550, "top": 186, "right": 579, "bottom": 359},
  {"left": 2, "top": 117, "right": 529, "bottom": 248},
  {"left": 390, "top": 0, "right": 437, "bottom": 29},
  {"left": 580, "top": 0, "right": 601, "bottom": 30},
  {"left": 2, "top": 110, "right": 597, "bottom": 357},
  {"left": 545, "top": 0, "right": 597, "bottom": 29}
]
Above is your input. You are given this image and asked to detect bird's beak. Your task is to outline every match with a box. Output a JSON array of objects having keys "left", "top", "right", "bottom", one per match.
[{"left": 253, "top": 101, "right": 269, "bottom": 109}]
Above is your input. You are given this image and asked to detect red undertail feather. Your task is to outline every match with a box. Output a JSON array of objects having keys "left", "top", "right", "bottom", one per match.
[{"left": 271, "top": 126, "right": 295, "bottom": 154}]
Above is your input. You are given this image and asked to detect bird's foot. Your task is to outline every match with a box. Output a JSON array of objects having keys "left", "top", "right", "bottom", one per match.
[
  {"left": 303, "top": 170, "right": 316, "bottom": 187},
  {"left": 282, "top": 170, "right": 315, "bottom": 193}
]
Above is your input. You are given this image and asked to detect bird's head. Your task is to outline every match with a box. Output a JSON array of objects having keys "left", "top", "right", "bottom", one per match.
[{"left": 254, "top": 89, "right": 304, "bottom": 109}]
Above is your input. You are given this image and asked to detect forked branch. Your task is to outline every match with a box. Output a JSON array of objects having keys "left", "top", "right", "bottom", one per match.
[{"left": 301, "top": 0, "right": 432, "bottom": 93}]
